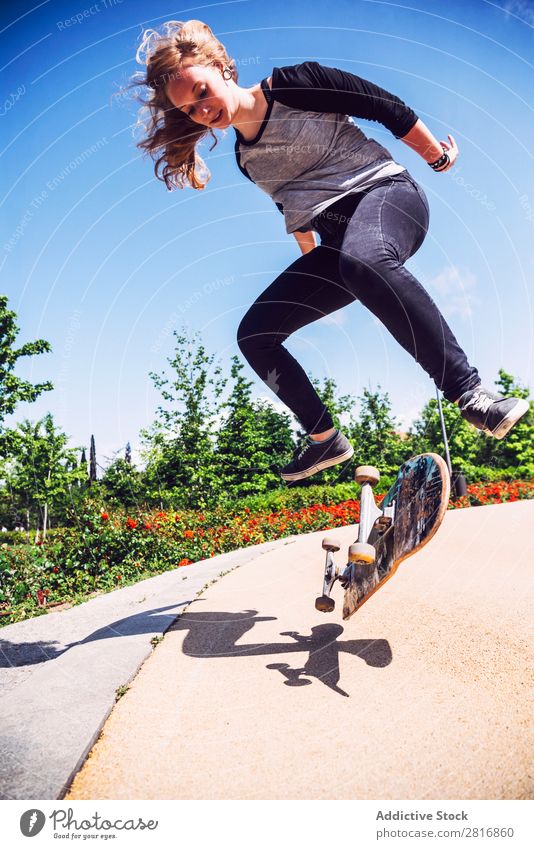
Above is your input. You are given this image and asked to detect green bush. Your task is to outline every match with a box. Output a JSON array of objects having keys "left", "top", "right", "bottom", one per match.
[
  {"left": 2, "top": 475, "right": 533, "bottom": 626},
  {"left": 0, "top": 530, "right": 29, "bottom": 546},
  {"left": 456, "top": 463, "right": 534, "bottom": 483},
  {"left": 223, "top": 478, "right": 395, "bottom": 516}
]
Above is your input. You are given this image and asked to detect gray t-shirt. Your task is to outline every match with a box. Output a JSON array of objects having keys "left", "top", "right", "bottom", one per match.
[{"left": 234, "top": 61, "right": 419, "bottom": 234}]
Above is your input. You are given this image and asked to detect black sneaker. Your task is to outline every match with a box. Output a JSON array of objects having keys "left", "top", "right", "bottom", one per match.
[
  {"left": 280, "top": 429, "right": 354, "bottom": 482},
  {"left": 458, "top": 386, "right": 529, "bottom": 439}
]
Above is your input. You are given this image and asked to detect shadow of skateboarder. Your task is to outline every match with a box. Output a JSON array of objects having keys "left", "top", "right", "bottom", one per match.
[{"left": 1, "top": 604, "right": 392, "bottom": 698}]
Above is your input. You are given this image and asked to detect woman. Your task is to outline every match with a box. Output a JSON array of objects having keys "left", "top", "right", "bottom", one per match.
[{"left": 133, "top": 19, "right": 528, "bottom": 482}]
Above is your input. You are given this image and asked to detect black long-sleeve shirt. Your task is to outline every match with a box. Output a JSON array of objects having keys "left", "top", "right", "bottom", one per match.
[{"left": 271, "top": 61, "right": 418, "bottom": 139}]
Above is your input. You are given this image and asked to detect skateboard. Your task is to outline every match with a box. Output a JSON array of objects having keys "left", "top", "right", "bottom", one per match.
[{"left": 315, "top": 452, "right": 450, "bottom": 620}]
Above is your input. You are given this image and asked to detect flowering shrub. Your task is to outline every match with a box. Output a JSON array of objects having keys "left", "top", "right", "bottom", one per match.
[
  {"left": 448, "top": 479, "right": 534, "bottom": 509},
  {"left": 1, "top": 478, "right": 532, "bottom": 624}
]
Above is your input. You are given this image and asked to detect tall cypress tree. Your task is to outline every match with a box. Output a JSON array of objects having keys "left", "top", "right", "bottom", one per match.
[
  {"left": 89, "top": 435, "right": 97, "bottom": 486},
  {"left": 79, "top": 447, "right": 87, "bottom": 488}
]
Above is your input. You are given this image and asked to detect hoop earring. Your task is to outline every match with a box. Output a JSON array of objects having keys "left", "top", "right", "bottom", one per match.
[{"left": 222, "top": 67, "right": 232, "bottom": 80}]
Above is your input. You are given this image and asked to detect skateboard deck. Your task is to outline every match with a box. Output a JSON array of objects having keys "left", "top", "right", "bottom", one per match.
[{"left": 316, "top": 453, "right": 450, "bottom": 620}]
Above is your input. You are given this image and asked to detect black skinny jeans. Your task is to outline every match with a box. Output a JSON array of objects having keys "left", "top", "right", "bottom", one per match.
[{"left": 237, "top": 171, "right": 480, "bottom": 434}]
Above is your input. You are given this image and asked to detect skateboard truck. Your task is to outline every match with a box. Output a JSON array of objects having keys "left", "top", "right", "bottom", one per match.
[
  {"left": 315, "top": 465, "right": 395, "bottom": 613},
  {"left": 316, "top": 453, "right": 450, "bottom": 620}
]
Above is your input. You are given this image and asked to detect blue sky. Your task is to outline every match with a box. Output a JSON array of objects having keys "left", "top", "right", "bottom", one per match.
[{"left": 1, "top": 0, "right": 533, "bottom": 470}]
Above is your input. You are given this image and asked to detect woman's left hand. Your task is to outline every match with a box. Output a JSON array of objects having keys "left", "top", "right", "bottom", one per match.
[{"left": 438, "top": 134, "right": 459, "bottom": 170}]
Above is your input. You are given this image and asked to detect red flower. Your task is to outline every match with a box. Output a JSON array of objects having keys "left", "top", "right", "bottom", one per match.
[
  {"left": 183, "top": 529, "right": 194, "bottom": 539},
  {"left": 53, "top": 566, "right": 59, "bottom": 573},
  {"left": 144, "top": 522, "right": 152, "bottom": 530},
  {"left": 126, "top": 518, "right": 137, "bottom": 529},
  {"left": 100, "top": 512, "right": 109, "bottom": 521},
  {"left": 178, "top": 558, "right": 191, "bottom": 567}
]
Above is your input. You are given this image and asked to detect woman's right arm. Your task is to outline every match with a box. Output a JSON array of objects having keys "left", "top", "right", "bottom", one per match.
[
  {"left": 399, "top": 119, "right": 458, "bottom": 171},
  {"left": 293, "top": 230, "right": 317, "bottom": 254}
]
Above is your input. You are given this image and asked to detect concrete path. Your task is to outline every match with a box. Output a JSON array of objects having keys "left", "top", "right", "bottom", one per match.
[
  {"left": 63, "top": 500, "right": 533, "bottom": 800},
  {"left": 0, "top": 536, "right": 299, "bottom": 799}
]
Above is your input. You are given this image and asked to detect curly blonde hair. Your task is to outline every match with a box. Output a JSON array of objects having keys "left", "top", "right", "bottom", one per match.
[{"left": 130, "top": 20, "right": 238, "bottom": 190}]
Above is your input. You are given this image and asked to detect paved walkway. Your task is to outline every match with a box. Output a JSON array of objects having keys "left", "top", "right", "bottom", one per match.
[
  {"left": 62, "top": 500, "right": 533, "bottom": 800},
  {"left": 0, "top": 536, "right": 298, "bottom": 799}
]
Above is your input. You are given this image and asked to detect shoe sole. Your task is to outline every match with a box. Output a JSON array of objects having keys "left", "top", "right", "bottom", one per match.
[
  {"left": 490, "top": 398, "right": 529, "bottom": 439},
  {"left": 280, "top": 445, "right": 354, "bottom": 482}
]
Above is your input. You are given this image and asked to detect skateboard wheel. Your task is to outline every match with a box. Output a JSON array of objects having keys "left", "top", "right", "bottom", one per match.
[
  {"left": 315, "top": 595, "right": 335, "bottom": 613},
  {"left": 355, "top": 465, "right": 380, "bottom": 486},
  {"left": 322, "top": 535, "right": 341, "bottom": 552},
  {"left": 348, "top": 542, "right": 376, "bottom": 564}
]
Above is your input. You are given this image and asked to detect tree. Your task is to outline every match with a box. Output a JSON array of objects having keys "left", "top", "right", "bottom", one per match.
[
  {"left": 348, "top": 386, "right": 412, "bottom": 475},
  {"left": 214, "top": 356, "right": 294, "bottom": 500},
  {"left": 0, "top": 295, "right": 53, "bottom": 438},
  {"left": 0, "top": 451, "right": 25, "bottom": 530},
  {"left": 410, "top": 370, "right": 534, "bottom": 478},
  {"left": 2, "top": 414, "right": 85, "bottom": 538},
  {"left": 409, "top": 396, "right": 480, "bottom": 472},
  {"left": 100, "top": 453, "right": 144, "bottom": 508},
  {"left": 89, "top": 435, "right": 97, "bottom": 486},
  {"left": 79, "top": 447, "right": 87, "bottom": 488},
  {"left": 142, "top": 328, "right": 227, "bottom": 508},
  {"left": 252, "top": 398, "right": 295, "bottom": 479},
  {"left": 474, "top": 370, "right": 534, "bottom": 472}
]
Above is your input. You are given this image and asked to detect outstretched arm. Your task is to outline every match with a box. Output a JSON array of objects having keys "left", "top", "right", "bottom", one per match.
[
  {"left": 399, "top": 119, "right": 458, "bottom": 171},
  {"left": 270, "top": 61, "right": 459, "bottom": 170}
]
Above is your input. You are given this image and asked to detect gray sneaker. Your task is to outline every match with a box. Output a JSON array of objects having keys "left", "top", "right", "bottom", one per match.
[
  {"left": 280, "top": 429, "right": 354, "bottom": 482},
  {"left": 458, "top": 386, "right": 529, "bottom": 439}
]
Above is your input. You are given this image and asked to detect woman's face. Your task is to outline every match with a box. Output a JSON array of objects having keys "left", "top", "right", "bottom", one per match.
[{"left": 165, "top": 63, "right": 230, "bottom": 128}]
